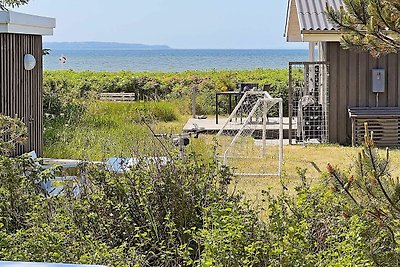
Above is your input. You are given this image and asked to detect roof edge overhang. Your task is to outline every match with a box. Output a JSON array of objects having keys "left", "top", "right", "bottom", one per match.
[
  {"left": 302, "top": 31, "right": 341, "bottom": 42},
  {"left": 285, "top": 0, "right": 342, "bottom": 43},
  {"left": 286, "top": 31, "right": 341, "bottom": 42},
  {"left": 0, "top": 10, "right": 55, "bottom": 36},
  {"left": 284, "top": 0, "right": 301, "bottom": 41},
  {"left": 284, "top": 0, "right": 292, "bottom": 39}
]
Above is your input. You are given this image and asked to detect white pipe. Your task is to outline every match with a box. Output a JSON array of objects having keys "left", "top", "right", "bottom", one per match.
[
  {"left": 223, "top": 99, "right": 262, "bottom": 165},
  {"left": 309, "top": 42, "right": 315, "bottom": 61},
  {"left": 278, "top": 99, "right": 284, "bottom": 176},
  {"left": 262, "top": 95, "right": 268, "bottom": 157},
  {"left": 216, "top": 91, "right": 249, "bottom": 136}
]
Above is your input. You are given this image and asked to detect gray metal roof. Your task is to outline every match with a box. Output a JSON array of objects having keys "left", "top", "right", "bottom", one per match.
[{"left": 296, "top": 0, "right": 342, "bottom": 31}]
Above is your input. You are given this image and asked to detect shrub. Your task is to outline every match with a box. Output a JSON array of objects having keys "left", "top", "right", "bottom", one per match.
[
  {"left": 0, "top": 115, "right": 27, "bottom": 155},
  {"left": 325, "top": 126, "right": 400, "bottom": 266},
  {"left": 43, "top": 69, "right": 296, "bottom": 116},
  {"left": 0, "top": 145, "right": 236, "bottom": 266}
]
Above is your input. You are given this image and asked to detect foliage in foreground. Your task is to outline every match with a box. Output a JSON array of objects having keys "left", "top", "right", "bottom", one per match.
[
  {"left": 0, "top": 152, "right": 379, "bottom": 266},
  {"left": 0, "top": 115, "right": 27, "bottom": 155},
  {"left": 326, "top": 0, "right": 400, "bottom": 57},
  {"left": 1, "top": 115, "right": 400, "bottom": 266},
  {"left": 0, "top": 0, "right": 28, "bottom": 10},
  {"left": 0, "top": 147, "right": 234, "bottom": 266}
]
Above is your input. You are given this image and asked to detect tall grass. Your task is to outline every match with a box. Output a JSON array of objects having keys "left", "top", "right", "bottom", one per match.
[{"left": 44, "top": 101, "right": 182, "bottom": 160}]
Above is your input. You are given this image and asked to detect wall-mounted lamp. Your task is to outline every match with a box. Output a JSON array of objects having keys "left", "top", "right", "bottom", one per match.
[{"left": 24, "top": 54, "right": 36, "bottom": 71}]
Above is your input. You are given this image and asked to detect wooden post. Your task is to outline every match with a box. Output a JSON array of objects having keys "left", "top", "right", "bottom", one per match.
[
  {"left": 351, "top": 117, "right": 356, "bottom": 147},
  {"left": 192, "top": 86, "right": 197, "bottom": 118},
  {"left": 216, "top": 93, "right": 219, "bottom": 124},
  {"left": 288, "top": 64, "right": 293, "bottom": 145}
]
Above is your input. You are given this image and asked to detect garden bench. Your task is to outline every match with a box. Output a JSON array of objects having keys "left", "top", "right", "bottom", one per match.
[
  {"left": 99, "top": 92, "right": 136, "bottom": 102},
  {"left": 105, "top": 157, "right": 170, "bottom": 173},
  {"left": 28, "top": 151, "right": 85, "bottom": 196}
]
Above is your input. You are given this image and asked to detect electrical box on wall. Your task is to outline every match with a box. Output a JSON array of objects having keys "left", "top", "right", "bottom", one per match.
[{"left": 372, "top": 69, "right": 385, "bottom": 93}]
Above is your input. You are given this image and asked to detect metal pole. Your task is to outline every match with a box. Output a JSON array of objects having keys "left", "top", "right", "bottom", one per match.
[
  {"left": 223, "top": 99, "right": 262, "bottom": 165},
  {"left": 351, "top": 117, "right": 356, "bottom": 147},
  {"left": 278, "top": 99, "right": 284, "bottom": 176},
  {"left": 262, "top": 96, "right": 267, "bottom": 157},
  {"left": 229, "top": 94, "right": 232, "bottom": 115},
  {"left": 216, "top": 92, "right": 249, "bottom": 136},
  {"left": 215, "top": 93, "right": 219, "bottom": 124}
]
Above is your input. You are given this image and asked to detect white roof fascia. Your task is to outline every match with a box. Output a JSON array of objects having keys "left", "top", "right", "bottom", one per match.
[
  {"left": 285, "top": 0, "right": 304, "bottom": 42},
  {"left": 0, "top": 10, "right": 55, "bottom": 36},
  {"left": 302, "top": 33, "right": 341, "bottom": 42},
  {"left": 284, "top": 0, "right": 292, "bottom": 38}
]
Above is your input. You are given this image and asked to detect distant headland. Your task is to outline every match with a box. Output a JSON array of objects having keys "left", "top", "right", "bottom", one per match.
[{"left": 44, "top": 42, "right": 172, "bottom": 50}]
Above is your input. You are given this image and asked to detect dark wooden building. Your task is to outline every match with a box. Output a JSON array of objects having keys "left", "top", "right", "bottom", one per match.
[
  {"left": 285, "top": 0, "right": 400, "bottom": 146},
  {"left": 0, "top": 11, "right": 55, "bottom": 156}
]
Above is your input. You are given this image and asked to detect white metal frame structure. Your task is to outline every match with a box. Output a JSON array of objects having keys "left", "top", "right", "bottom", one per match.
[
  {"left": 288, "top": 62, "right": 330, "bottom": 145},
  {"left": 216, "top": 91, "right": 284, "bottom": 177}
]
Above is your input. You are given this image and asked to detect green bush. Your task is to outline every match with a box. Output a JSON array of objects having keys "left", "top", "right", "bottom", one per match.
[
  {"left": 44, "top": 69, "right": 294, "bottom": 116},
  {"left": 0, "top": 141, "right": 236, "bottom": 266},
  {"left": 0, "top": 115, "right": 27, "bottom": 156},
  {"left": 5, "top": 115, "right": 399, "bottom": 266},
  {"left": 196, "top": 174, "right": 374, "bottom": 267},
  {"left": 1, "top": 149, "right": 381, "bottom": 266},
  {"left": 324, "top": 128, "right": 400, "bottom": 266}
]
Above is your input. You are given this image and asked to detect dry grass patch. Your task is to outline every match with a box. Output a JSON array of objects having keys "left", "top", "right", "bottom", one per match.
[{"left": 231, "top": 144, "right": 400, "bottom": 203}]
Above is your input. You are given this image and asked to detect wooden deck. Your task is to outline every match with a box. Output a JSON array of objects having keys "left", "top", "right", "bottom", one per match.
[{"left": 183, "top": 117, "right": 295, "bottom": 133}]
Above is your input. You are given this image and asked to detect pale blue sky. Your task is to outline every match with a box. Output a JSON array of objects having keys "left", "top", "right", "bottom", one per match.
[{"left": 15, "top": 0, "right": 306, "bottom": 49}]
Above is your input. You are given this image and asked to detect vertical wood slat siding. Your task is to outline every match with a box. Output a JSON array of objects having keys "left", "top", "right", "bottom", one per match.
[
  {"left": 0, "top": 33, "right": 43, "bottom": 156},
  {"left": 380, "top": 56, "right": 389, "bottom": 107},
  {"left": 388, "top": 54, "right": 397, "bottom": 107},
  {"left": 338, "top": 46, "right": 348, "bottom": 144},
  {"left": 348, "top": 51, "right": 358, "bottom": 144},
  {"left": 326, "top": 42, "right": 400, "bottom": 144},
  {"left": 329, "top": 42, "right": 339, "bottom": 142}
]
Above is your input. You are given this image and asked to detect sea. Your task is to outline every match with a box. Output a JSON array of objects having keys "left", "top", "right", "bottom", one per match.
[{"left": 44, "top": 49, "right": 309, "bottom": 72}]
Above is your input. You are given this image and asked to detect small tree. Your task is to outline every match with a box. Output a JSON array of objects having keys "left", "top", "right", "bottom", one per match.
[
  {"left": 0, "top": 0, "right": 29, "bottom": 10},
  {"left": 326, "top": 0, "right": 400, "bottom": 57},
  {"left": 326, "top": 124, "right": 400, "bottom": 265}
]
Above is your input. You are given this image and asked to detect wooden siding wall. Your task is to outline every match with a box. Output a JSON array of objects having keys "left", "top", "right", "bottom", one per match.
[
  {"left": 0, "top": 33, "right": 43, "bottom": 156},
  {"left": 325, "top": 42, "right": 400, "bottom": 144}
]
